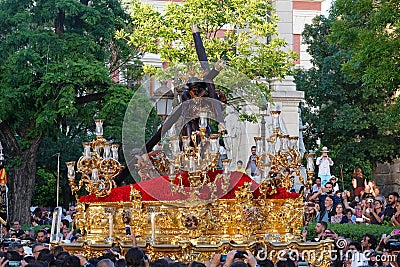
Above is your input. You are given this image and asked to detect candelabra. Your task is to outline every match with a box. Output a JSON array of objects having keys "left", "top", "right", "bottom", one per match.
[
  {"left": 253, "top": 110, "right": 304, "bottom": 194},
  {"left": 149, "top": 111, "right": 231, "bottom": 200},
  {"left": 66, "top": 120, "right": 124, "bottom": 199}
]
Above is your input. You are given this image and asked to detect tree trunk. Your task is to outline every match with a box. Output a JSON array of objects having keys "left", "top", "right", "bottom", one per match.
[
  {"left": 0, "top": 122, "right": 42, "bottom": 225},
  {"left": 8, "top": 140, "right": 41, "bottom": 225},
  {"left": 55, "top": 8, "right": 65, "bottom": 36}
]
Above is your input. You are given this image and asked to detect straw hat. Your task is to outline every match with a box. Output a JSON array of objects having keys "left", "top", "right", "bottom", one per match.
[{"left": 321, "top": 146, "right": 329, "bottom": 153}]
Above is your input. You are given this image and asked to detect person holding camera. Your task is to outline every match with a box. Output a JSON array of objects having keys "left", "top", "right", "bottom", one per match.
[
  {"left": 311, "top": 177, "right": 322, "bottom": 194},
  {"left": 390, "top": 199, "right": 400, "bottom": 226},
  {"left": 207, "top": 250, "right": 259, "bottom": 267},
  {"left": 363, "top": 199, "right": 384, "bottom": 224},
  {"left": 309, "top": 182, "right": 341, "bottom": 223},
  {"left": 316, "top": 147, "right": 334, "bottom": 186},
  {"left": 303, "top": 202, "right": 318, "bottom": 225}
]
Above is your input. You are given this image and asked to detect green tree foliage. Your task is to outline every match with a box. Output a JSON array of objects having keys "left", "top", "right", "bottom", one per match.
[
  {"left": 31, "top": 167, "right": 57, "bottom": 207},
  {"left": 116, "top": 0, "right": 297, "bottom": 102},
  {"left": 295, "top": 4, "right": 400, "bottom": 182},
  {"left": 0, "top": 0, "right": 142, "bottom": 223}
]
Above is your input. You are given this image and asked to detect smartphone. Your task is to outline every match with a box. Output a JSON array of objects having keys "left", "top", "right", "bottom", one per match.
[
  {"left": 234, "top": 251, "right": 248, "bottom": 259},
  {"left": 220, "top": 255, "right": 227, "bottom": 262},
  {"left": 125, "top": 226, "right": 131, "bottom": 235},
  {"left": 304, "top": 226, "right": 308, "bottom": 231},
  {"left": 8, "top": 261, "right": 21, "bottom": 267}
]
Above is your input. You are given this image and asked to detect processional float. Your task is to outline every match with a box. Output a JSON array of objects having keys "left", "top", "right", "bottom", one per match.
[{"left": 60, "top": 26, "right": 332, "bottom": 266}]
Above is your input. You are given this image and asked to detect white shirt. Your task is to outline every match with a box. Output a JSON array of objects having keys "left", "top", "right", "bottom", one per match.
[
  {"left": 316, "top": 156, "right": 333, "bottom": 176},
  {"left": 350, "top": 251, "right": 368, "bottom": 267}
]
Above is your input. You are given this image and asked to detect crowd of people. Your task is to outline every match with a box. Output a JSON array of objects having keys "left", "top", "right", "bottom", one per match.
[
  {"left": 304, "top": 167, "right": 398, "bottom": 226},
  {"left": 299, "top": 148, "right": 400, "bottom": 267},
  {"left": 301, "top": 221, "right": 400, "bottom": 267},
  {"left": 0, "top": 146, "right": 399, "bottom": 267}
]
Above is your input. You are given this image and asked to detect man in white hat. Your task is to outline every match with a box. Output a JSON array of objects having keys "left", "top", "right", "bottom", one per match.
[{"left": 316, "top": 146, "right": 334, "bottom": 186}]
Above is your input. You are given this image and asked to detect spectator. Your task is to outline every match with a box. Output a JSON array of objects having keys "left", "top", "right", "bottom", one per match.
[
  {"left": 64, "top": 207, "right": 76, "bottom": 223},
  {"left": 187, "top": 261, "right": 205, "bottom": 267},
  {"left": 366, "top": 199, "right": 384, "bottom": 224},
  {"left": 234, "top": 160, "right": 246, "bottom": 174},
  {"left": 310, "top": 182, "right": 341, "bottom": 206},
  {"left": 258, "top": 259, "right": 274, "bottom": 267},
  {"left": 342, "top": 193, "right": 364, "bottom": 223},
  {"left": 384, "top": 192, "right": 399, "bottom": 222},
  {"left": 369, "top": 181, "right": 380, "bottom": 197},
  {"left": 302, "top": 221, "right": 336, "bottom": 242},
  {"left": 246, "top": 146, "right": 260, "bottom": 183},
  {"left": 330, "top": 176, "right": 340, "bottom": 193},
  {"left": 50, "top": 246, "right": 65, "bottom": 258},
  {"left": 316, "top": 147, "right": 334, "bottom": 186},
  {"left": 390, "top": 199, "right": 400, "bottom": 226},
  {"left": 8, "top": 243, "right": 25, "bottom": 257},
  {"left": 396, "top": 250, "right": 400, "bottom": 267},
  {"left": 311, "top": 177, "right": 322, "bottom": 194},
  {"left": 12, "top": 221, "right": 24, "bottom": 238},
  {"left": 64, "top": 254, "right": 85, "bottom": 267},
  {"left": 352, "top": 167, "right": 367, "bottom": 197},
  {"left": 361, "top": 233, "right": 377, "bottom": 252},
  {"left": 311, "top": 183, "right": 341, "bottom": 223},
  {"left": 0, "top": 240, "right": 9, "bottom": 252},
  {"left": 380, "top": 247, "right": 395, "bottom": 267},
  {"left": 62, "top": 228, "right": 71, "bottom": 241},
  {"left": 345, "top": 209, "right": 355, "bottom": 224},
  {"left": 37, "top": 229, "right": 50, "bottom": 243},
  {"left": 61, "top": 219, "right": 70, "bottom": 231},
  {"left": 40, "top": 211, "right": 51, "bottom": 225},
  {"left": 360, "top": 184, "right": 374, "bottom": 199},
  {"left": 0, "top": 224, "right": 9, "bottom": 238},
  {"left": 346, "top": 241, "right": 368, "bottom": 267},
  {"left": 97, "top": 259, "right": 115, "bottom": 267},
  {"left": 32, "top": 243, "right": 45, "bottom": 260},
  {"left": 330, "top": 204, "right": 348, "bottom": 224},
  {"left": 303, "top": 202, "right": 318, "bottom": 225},
  {"left": 151, "top": 259, "right": 169, "bottom": 267},
  {"left": 37, "top": 250, "right": 52, "bottom": 262},
  {"left": 125, "top": 247, "right": 147, "bottom": 267},
  {"left": 115, "top": 259, "right": 127, "bottom": 267},
  {"left": 24, "top": 228, "right": 36, "bottom": 241},
  {"left": 218, "top": 250, "right": 258, "bottom": 267}
]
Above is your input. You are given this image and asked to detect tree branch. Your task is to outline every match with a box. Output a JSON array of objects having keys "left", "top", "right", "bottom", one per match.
[
  {"left": 0, "top": 122, "right": 21, "bottom": 156},
  {"left": 75, "top": 92, "right": 107, "bottom": 104}
]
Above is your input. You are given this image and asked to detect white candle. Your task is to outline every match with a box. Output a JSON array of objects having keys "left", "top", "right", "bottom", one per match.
[
  {"left": 109, "top": 214, "right": 113, "bottom": 239},
  {"left": 151, "top": 212, "right": 156, "bottom": 241}
]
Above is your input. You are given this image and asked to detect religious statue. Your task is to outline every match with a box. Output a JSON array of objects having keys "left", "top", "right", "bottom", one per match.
[
  {"left": 224, "top": 105, "right": 242, "bottom": 164},
  {"left": 180, "top": 76, "right": 209, "bottom": 138}
]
